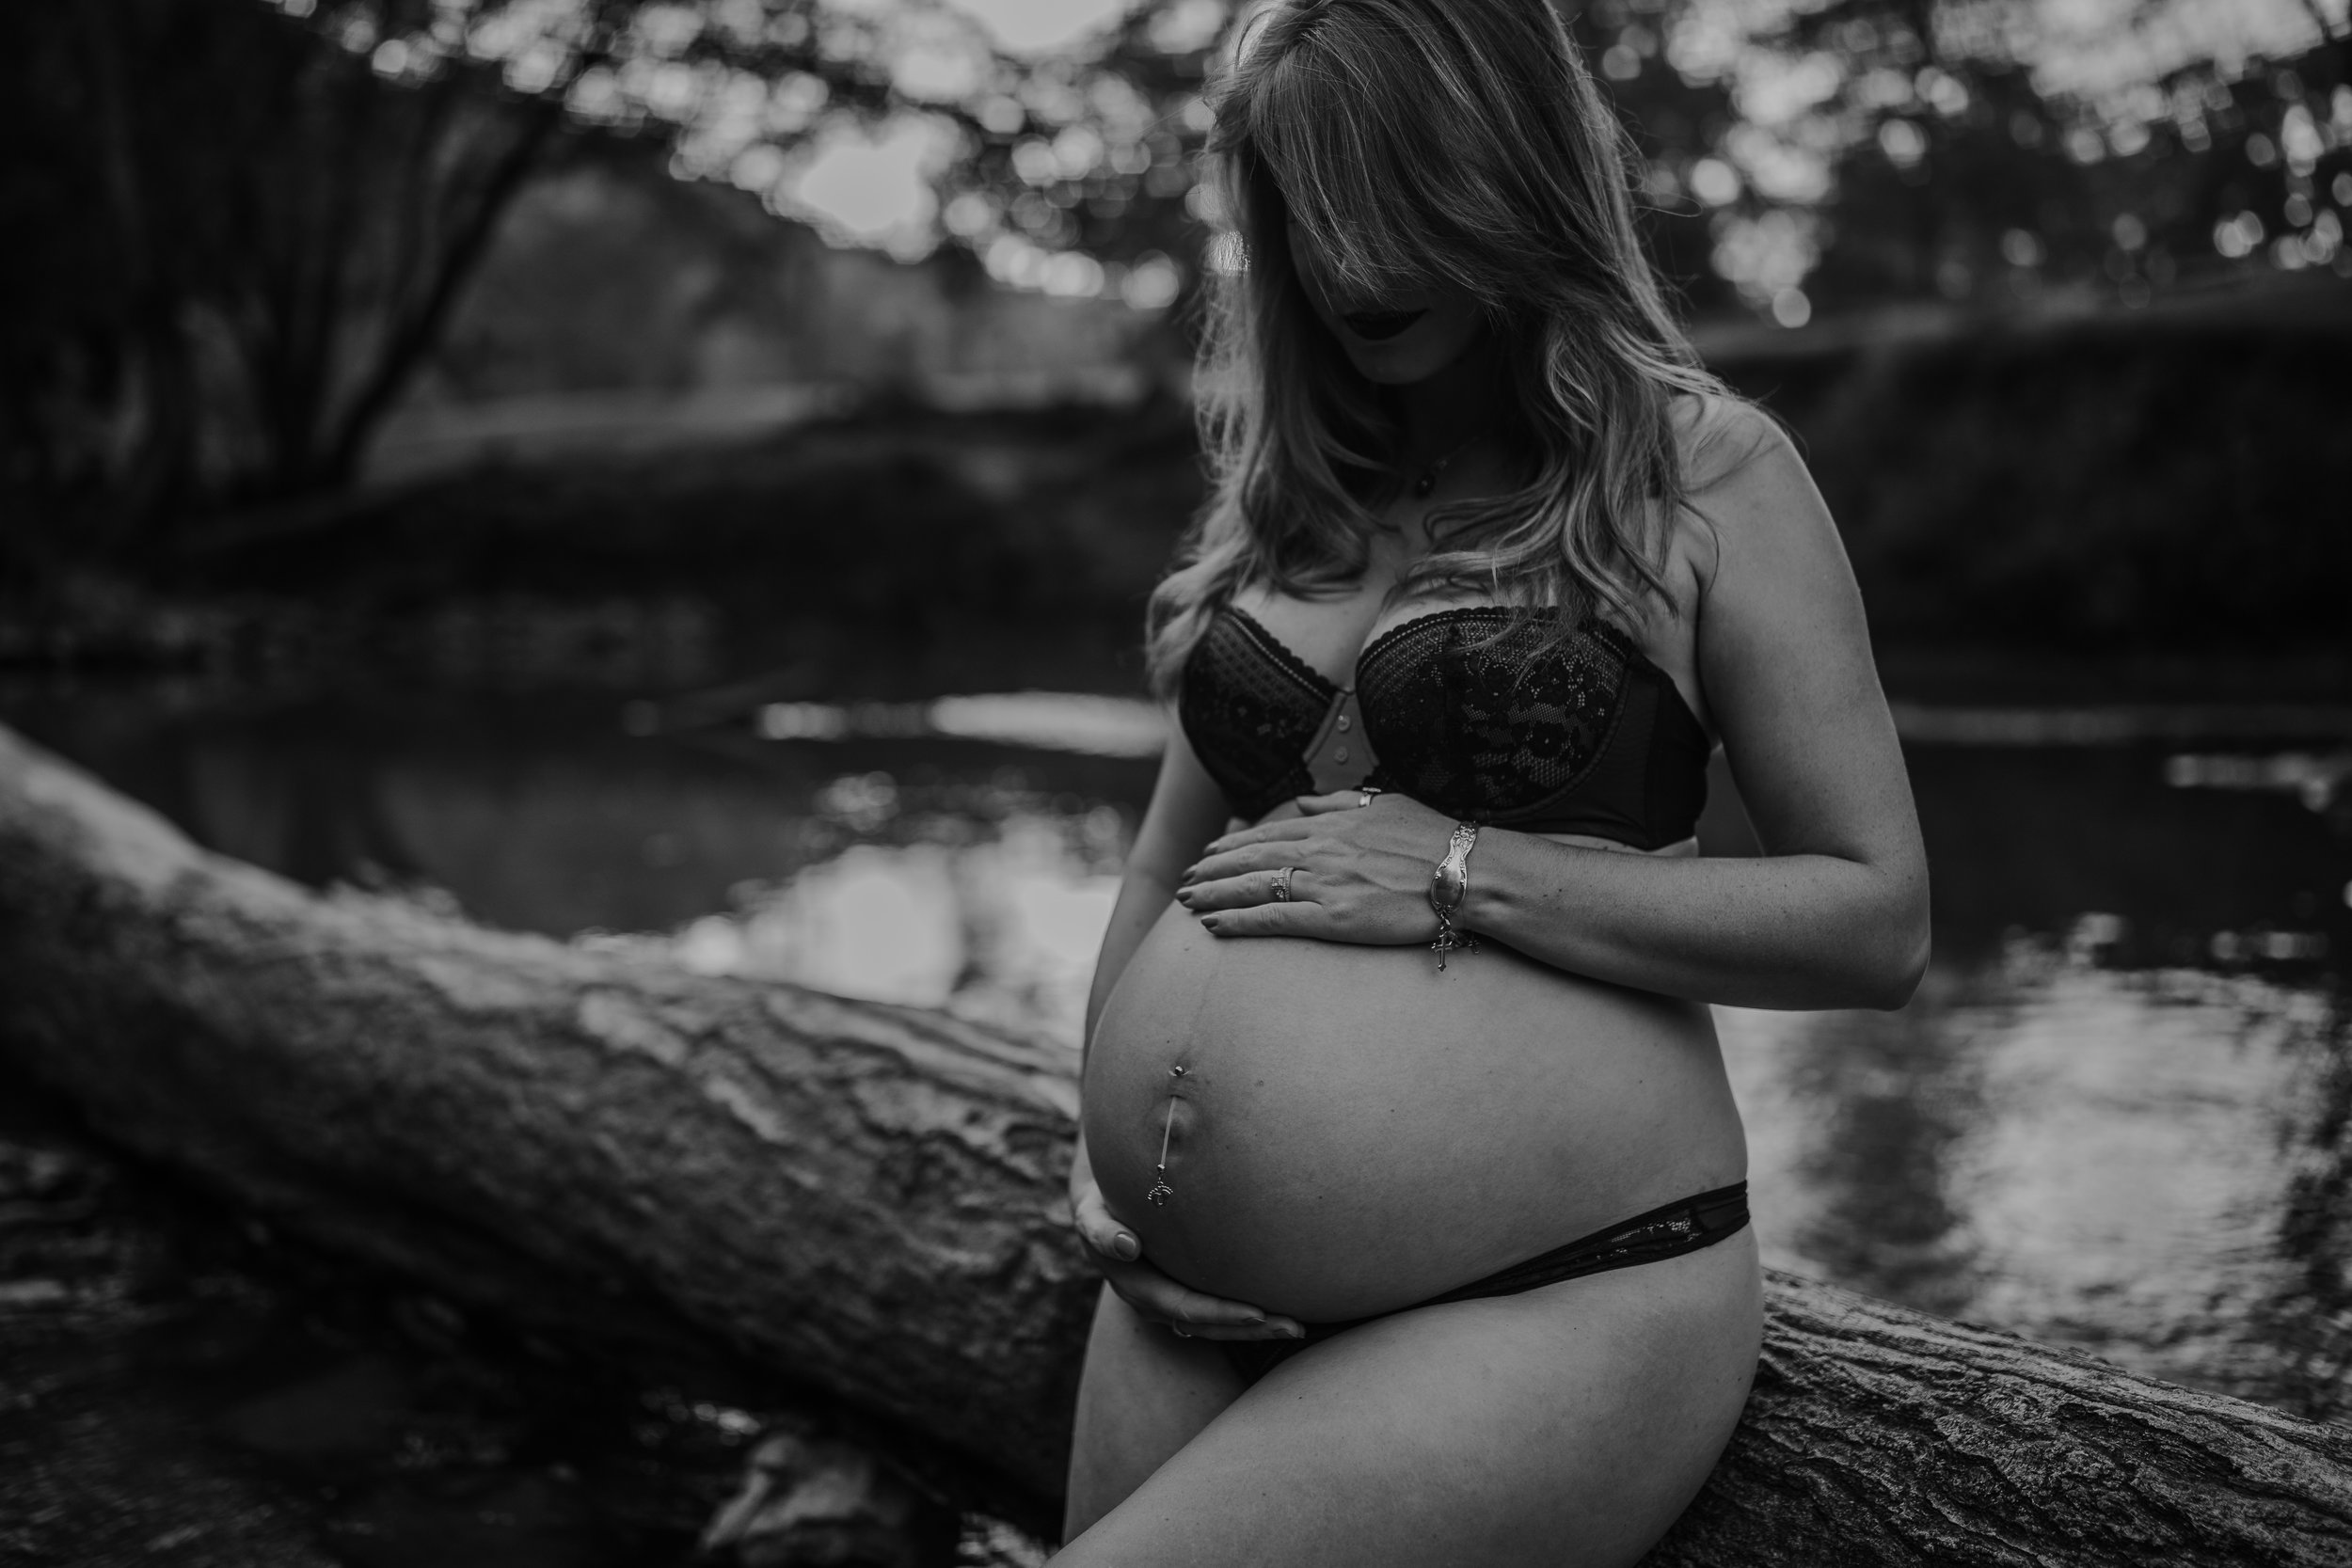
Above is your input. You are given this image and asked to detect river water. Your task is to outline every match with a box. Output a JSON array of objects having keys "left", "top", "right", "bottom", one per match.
[{"left": 3, "top": 677, "right": 2348, "bottom": 1561}]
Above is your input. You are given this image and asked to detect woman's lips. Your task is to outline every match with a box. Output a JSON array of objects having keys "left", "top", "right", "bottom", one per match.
[{"left": 1341, "top": 308, "right": 1427, "bottom": 341}]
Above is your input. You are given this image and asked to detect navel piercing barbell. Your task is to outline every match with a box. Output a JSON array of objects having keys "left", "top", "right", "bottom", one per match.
[{"left": 1145, "top": 1064, "right": 1185, "bottom": 1206}]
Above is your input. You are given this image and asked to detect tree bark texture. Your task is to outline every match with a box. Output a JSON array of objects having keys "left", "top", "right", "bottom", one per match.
[
  {"left": 0, "top": 723, "right": 1095, "bottom": 1498},
  {"left": 0, "top": 722, "right": 2346, "bottom": 1560}
]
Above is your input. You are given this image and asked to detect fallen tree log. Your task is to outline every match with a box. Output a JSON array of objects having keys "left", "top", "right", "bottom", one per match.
[
  {"left": 0, "top": 721, "right": 2346, "bottom": 1563},
  {"left": 0, "top": 724, "right": 1098, "bottom": 1502}
]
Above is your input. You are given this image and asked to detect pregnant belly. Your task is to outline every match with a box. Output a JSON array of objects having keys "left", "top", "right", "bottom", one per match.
[{"left": 1084, "top": 904, "right": 1747, "bottom": 1323}]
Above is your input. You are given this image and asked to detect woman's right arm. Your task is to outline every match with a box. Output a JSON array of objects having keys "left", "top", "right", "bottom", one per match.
[
  {"left": 1069, "top": 728, "right": 1304, "bottom": 1341},
  {"left": 1083, "top": 727, "right": 1232, "bottom": 1048}
]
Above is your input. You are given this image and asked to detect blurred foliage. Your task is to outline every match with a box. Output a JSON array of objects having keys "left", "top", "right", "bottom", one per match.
[
  {"left": 924, "top": 0, "right": 2351, "bottom": 322},
  {"left": 1759, "top": 0, "right": 2352, "bottom": 312},
  {"left": 6, "top": 1, "right": 576, "bottom": 546},
  {"left": 5, "top": 0, "right": 2349, "bottom": 581},
  {"left": 153, "top": 309, "right": 2348, "bottom": 674},
  {"left": 1713, "top": 309, "right": 2352, "bottom": 652},
  {"left": 0, "top": 0, "right": 909, "bottom": 557},
  {"left": 166, "top": 399, "right": 1204, "bottom": 685},
  {"left": 915, "top": 0, "right": 1749, "bottom": 312}
]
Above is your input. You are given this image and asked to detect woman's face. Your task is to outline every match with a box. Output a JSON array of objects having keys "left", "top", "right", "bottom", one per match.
[{"left": 1286, "top": 219, "right": 1484, "bottom": 385}]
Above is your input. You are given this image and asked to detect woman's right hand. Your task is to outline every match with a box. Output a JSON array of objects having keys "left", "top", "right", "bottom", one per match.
[{"left": 1070, "top": 1162, "right": 1305, "bottom": 1343}]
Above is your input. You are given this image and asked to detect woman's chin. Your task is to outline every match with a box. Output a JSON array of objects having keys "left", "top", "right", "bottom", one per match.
[{"left": 1344, "top": 340, "right": 1459, "bottom": 384}]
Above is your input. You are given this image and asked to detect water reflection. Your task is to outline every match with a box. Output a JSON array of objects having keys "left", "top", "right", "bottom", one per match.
[
  {"left": 2269, "top": 1000, "right": 2352, "bottom": 1423},
  {"left": 647, "top": 802, "right": 1122, "bottom": 1049},
  {"left": 743, "top": 691, "right": 1167, "bottom": 757},
  {"left": 1720, "top": 954, "right": 2350, "bottom": 1415},
  {"left": 1905, "top": 743, "right": 2350, "bottom": 967},
  {"left": 1724, "top": 981, "right": 1989, "bottom": 1320}
]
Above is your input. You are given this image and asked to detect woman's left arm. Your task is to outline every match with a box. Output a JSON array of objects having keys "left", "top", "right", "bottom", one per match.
[{"left": 1177, "top": 420, "right": 1931, "bottom": 1012}]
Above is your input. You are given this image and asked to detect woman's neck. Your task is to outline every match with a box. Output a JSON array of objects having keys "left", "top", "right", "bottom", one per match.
[{"left": 1391, "top": 330, "right": 1504, "bottom": 464}]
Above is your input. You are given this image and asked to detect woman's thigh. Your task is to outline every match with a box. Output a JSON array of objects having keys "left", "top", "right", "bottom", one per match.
[
  {"left": 1055, "top": 1230, "right": 1761, "bottom": 1568},
  {"left": 1064, "top": 1283, "right": 1251, "bottom": 1541}
]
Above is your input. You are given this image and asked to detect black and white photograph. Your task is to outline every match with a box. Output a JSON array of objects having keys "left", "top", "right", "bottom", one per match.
[{"left": 2, "top": 0, "right": 2348, "bottom": 1562}]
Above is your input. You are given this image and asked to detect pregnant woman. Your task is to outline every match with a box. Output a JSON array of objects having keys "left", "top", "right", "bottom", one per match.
[{"left": 1058, "top": 2, "right": 1927, "bottom": 1562}]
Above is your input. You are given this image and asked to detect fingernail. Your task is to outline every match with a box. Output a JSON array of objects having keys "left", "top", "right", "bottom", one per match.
[
  {"left": 1112, "top": 1233, "right": 1138, "bottom": 1261},
  {"left": 1201, "top": 916, "right": 1221, "bottom": 933},
  {"left": 1283, "top": 1324, "right": 1307, "bottom": 1339}
]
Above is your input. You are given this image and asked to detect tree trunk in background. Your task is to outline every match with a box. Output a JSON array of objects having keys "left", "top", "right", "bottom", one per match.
[
  {"left": 0, "top": 722, "right": 2347, "bottom": 1560},
  {"left": 4, "top": 1, "right": 591, "bottom": 539}
]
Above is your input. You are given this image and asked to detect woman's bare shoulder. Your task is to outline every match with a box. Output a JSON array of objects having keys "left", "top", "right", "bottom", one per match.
[
  {"left": 1671, "top": 391, "right": 1788, "bottom": 496},
  {"left": 1649, "top": 393, "right": 1771, "bottom": 597},
  {"left": 1664, "top": 391, "right": 1836, "bottom": 593}
]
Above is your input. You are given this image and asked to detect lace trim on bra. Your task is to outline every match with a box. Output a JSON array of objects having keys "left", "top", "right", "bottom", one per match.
[
  {"left": 1352, "top": 606, "right": 1645, "bottom": 823},
  {"left": 1221, "top": 602, "right": 1654, "bottom": 695},
  {"left": 1230, "top": 604, "right": 1339, "bottom": 700},
  {"left": 1181, "top": 600, "right": 1708, "bottom": 838},
  {"left": 1354, "top": 604, "right": 1645, "bottom": 678},
  {"left": 1175, "top": 609, "right": 1330, "bottom": 820}
]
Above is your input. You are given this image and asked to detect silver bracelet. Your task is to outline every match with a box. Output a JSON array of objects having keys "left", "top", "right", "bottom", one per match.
[{"left": 1427, "top": 821, "right": 1480, "bottom": 970}]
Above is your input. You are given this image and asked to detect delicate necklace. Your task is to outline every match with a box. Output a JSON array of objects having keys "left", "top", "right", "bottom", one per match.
[{"left": 1408, "top": 434, "right": 1480, "bottom": 499}]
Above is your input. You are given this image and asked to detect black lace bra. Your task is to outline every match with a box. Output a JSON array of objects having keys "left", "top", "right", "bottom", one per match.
[{"left": 1177, "top": 604, "right": 1710, "bottom": 847}]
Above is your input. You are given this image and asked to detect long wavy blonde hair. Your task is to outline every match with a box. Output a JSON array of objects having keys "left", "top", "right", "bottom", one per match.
[{"left": 1144, "top": 0, "right": 1744, "bottom": 697}]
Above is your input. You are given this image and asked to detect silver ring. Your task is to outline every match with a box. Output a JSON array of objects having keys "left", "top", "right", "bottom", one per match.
[
  {"left": 1358, "top": 786, "right": 1384, "bottom": 809},
  {"left": 1271, "top": 866, "right": 1295, "bottom": 902}
]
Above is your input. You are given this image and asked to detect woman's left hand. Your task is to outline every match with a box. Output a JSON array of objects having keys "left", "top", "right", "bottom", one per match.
[{"left": 1175, "top": 789, "right": 1454, "bottom": 943}]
